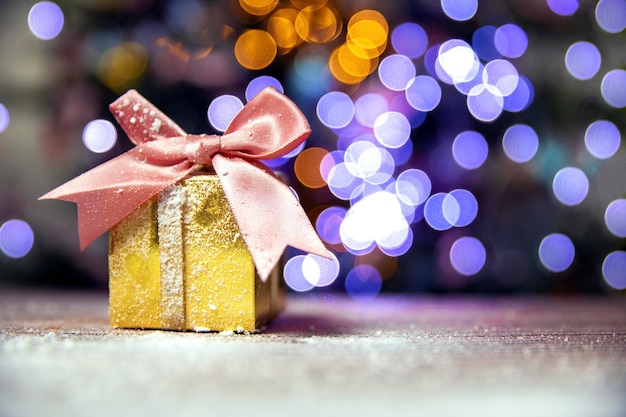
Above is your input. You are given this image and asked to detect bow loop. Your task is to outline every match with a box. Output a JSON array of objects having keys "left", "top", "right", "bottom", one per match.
[{"left": 184, "top": 134, "right": 221, "bottom": 165}]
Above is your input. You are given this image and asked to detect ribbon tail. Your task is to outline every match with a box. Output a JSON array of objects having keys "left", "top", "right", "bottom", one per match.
[
  {"left": 39, "top": 147, "right": 194, "bottom": 249},
  {"left": 213, "top": 155, "right": 332, "bottom": 281}
]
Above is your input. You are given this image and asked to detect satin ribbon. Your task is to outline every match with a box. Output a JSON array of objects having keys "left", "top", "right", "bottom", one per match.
[{"left": 40, "top": 87, "right": 331, "bottom": 281}]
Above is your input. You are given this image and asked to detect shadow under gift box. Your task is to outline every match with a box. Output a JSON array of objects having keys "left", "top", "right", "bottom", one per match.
[{"left": 108, "top": 174, "right": 285, "bottom": 332}]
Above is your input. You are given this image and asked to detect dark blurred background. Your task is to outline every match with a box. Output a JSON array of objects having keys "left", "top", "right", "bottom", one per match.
[{"left": 0, "top": 0, "right": 625, "bottom": 296}]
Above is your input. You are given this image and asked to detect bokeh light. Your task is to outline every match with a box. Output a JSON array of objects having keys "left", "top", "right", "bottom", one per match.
[
  {"left": 502, "top": 124, "right": 539, "bottom": 163},
  {"left": 284, "top": 255, "right": 314, "bottom": 292},
  {"left": 447, "top": 189, "right": 478, "bottom": 227},
  {"left": 294, "top": 147, "right": 328, "bottom": 188},
  {"left": 245, "top": 76, "right": 283, "bottom": 102},
  {"left": 552, "top": 167, "right": 589, "bottom": 206},
  {"left": 378, "top": 54, "right": 416, "bottom": 91},
  {"left": 539, "top": 233, "right": 575, "bottom": 273},
  {"left": 295, "top": 5, "right": 341, "bottom": 44},
  {"left": 317, "top": 91, "right": 354, "bottom": 129},
  {"left": 391, "top": 22, "right": 428, "bottom": 59},
  {"left": 207, "top": 95, "right": 244, "bottom": 132},
  {"left": 441, "top": 0, "right": 478, "bottom": 21},
  {"left": 472, "top": 26, "right": 500, "bottom": 62},
  {"left": 234, "top": 29, "right": 277, "bottom": 70},
  {"left": 0, "top": 103, "right": 9, "bottom": 134},
  {"left": 267, "top": 7, "right": 301, "bottom": 52},
  {"left": 602, "top": 251, "right": 626, "bottom": 290},
  {"left": 547, "top": 0, "right": 579, "bottom": 16},
  {"left": 395, "top": 169, "right": 432, "bottom": 207},
  {"left": 452, "top": 130, "right": 488, "bottom": 170},
  {"left": 503, "top": 74, "right": 534, "bottom": 112},
  {"left": 28, "top": 1, "right": 64, "bottom": 41},
  {"left": 302, "top": 253, "right": 340, "bottom": 287},
  {"left": 82, "top": 120, "right": 117, "bottom": 153},
  {"left": 467, "top": 84, "right": 504, "bottom": 122},
  {"left": 425, "top": 193, "right": 453, "bottom": 231},
  {"left": 405, "top": 75, "right": 442, "bottom": 112},
  {"left": 483, "top": 59, "right": 519, "bottom": 96},
  {"left": 601, "top": 69, "right": 626, "bottom": 108},
  {"left": 97, "top": 42, "right": 148, "bottom": 93},
  {"left": 316, "top": 206, "right": 346, "bottom": 245},
  {"left": 0, "top": 219, "right": 34, "bottom": 259},
  {"left": 373, "top": 111, "right": 411, "bottom": 148},
  {"left": 450, "top": 236, "right": 486, "bottom": 276},
  {"left": 346, "top": 10, "right": 388, "bottom": 59},
  {"left": 584, "top": 120, "right": 621, "bottom": 159},
  {"left": 344, "top": 264, "right": 382, "bottom": 301},
  {"left": 239, "top": 0, "right": 279, "bottom": 16},
  {"left": 604, "top": 199, "right": 626, "bottom": 238},
  {"left": 595, "top": 0, "right": 626, "bottom": 33},
  {"left": 355, "top": 93, "right": 388, "bottom": 127},
  {"left": 565, "top": 42, "right": 601, "bottom": 80},
  {"left": 494, "top": 24, "right": 528, "bottom": 59},
  {"left": 436, "top": 39, "right": 480, "bottom": 84}
]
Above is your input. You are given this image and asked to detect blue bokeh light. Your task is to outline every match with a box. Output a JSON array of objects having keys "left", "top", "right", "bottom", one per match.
[
  {"left": 467, "top": 84, "right": 504, "bottom": 122},
  {"left": 565, "top": 42, "right": 601, "bottom": 80},
  {"left": 317, "top": 92, "right": 355, "bottom": 129},
  {"left": 503, "top": 74, "right": 534, "bottom": 112},
  {"left": 207, "top": 95, "right": 244, "bottom": 132},
  {"left": 425, "top": 193, "right": 453, "bottom": 231},
  {"left": 28, "top": 2, "right": 64, "bottom": 41},
  {"left": 448, "top": 189, "right": 479, "bottom": 227},
  {"left": 82, "top": 119, "right": 117, "bottom": 153},
  {"left": 547, "top": 0, "right": 579, "bottom": 16},
  {"left": 391, "top": 22, "right": 428, "bottom": 59},
  {"left": 605, "top": 199, "right": 626, "bottom": 238},
  {"left": 378, "top": 54, "right": 416, "bottom": 91},
  {"left": 345, "top": 265, "right": 383, "bottom": 301},
  {"left": 405, "top": 75, "right": 442, "bottom": 112},
  {"left": 602, "top": 251, "right": 626, "bottom": 290},
  {"left": 502, "top": 124, "right": 539, "bottom": 163},
  {"left": 316, "top": 206, "right": 347, "bottom": 245},
  {"left": 284, "top": 255, "right": 314, "bottom": 292},
  {"left": 245, "top": 76, "right": 283, "bottom": 102},
  {"left": 494, "top": 24, "right": 528, "bottom": 59},
  {"left": 539, "top": 233, "right": 575, "bottom": 273},
  {"left": 483, "top": 59, "right": 519, "bottom": 96},
  {"left": 302, "top": 253, "right": 340, "bottom": 288},
  {"left": 595, "top": 0, "right": 626, "bottom": 33},
  {"left": 585, "top": 120, "right": 621, "bottom": 159},
  {"left": 0, "top": 219, "right": 34, "bottom": 259},
  {"left": 441, "top": 0, "right": 478, "bottom": 21},
  {"left": 452, "top": 130, "right": 489, "bottom": 170},
  {"left": 355, "top": 93, "right": 389, "bottom": 128},
  {"left": 395, "top": 168, "right": 432, "bottom": 206},
  {"left": 450, "top": 236, "right": 486, "bottom": 276},
  {"left": 601, "top": 70, "right": 626, "bottom": 108},
  {"left": 552, "top": 167, "right": 589, "bottom": 206}
]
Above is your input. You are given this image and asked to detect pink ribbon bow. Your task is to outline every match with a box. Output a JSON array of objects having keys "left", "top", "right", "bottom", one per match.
[{"left": 40, "top": 87, "right": 331, "bottom": 281}]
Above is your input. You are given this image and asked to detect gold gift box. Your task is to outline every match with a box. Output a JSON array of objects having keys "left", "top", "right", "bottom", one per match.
[{"left": 108, "top": 174, "right": 285, "bottom": 332}]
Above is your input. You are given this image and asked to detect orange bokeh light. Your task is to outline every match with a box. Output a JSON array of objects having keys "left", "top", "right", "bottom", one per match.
[
  {"left": 239, "top": 0, "right": 279, "bottom": 16},
  {"left": 295, "top": 5, "right": 341, "bottom": 44},
  {"left": 234, "top": 29, "right": 277, "bottom": 70},
  {"left": 294, "top": 147, "right": 329, "bottom": 189}
]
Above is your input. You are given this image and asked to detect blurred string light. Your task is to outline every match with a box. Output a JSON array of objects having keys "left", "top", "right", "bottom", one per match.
[
  {"left": 565, "top": 42, "right": 601, "bottom": 80},
  {"left": 245, "top": 75, "right": 283, "bottom": 101},
  {"left": 601, "top": 69, "right": 626, "bottom": 108},
  {"left": 441, "top": 0, "right": 478, "bottom": 21},
  {"left": 0, "top": 219, "right": 34, "bottom": 259},
  {"left": 0, "top": 103, "right": 9, "bottom": 134},
  {"left": 391, "top": 22, "right": 428, "bottom": 59},
  {"left": 494, "top": 24, "right": 528, "bottom": 58},
  {"left": 452, "top": 130, "right": 488, "bottom": 170},
  {"left": 552, "top": 167, "right": 589, "bottom": 206},
  {"left": 595, "top": 0, "right": 626, "bottom": 33},
  {"left": 283, "top": 252, "right": 340, "bottom": 291},
  {"left": 584, "top": 120, "right": 621, "bottom": 159},
  {"left": 97, "top": 42, "right": 148, "bottom": 93},
  {"left": 405, "top": 76, "right": 442, "bottom": 112},
  {"left": 602, "top": 251, "right": 626, "bottom": 290},
  {"left": 294, "top": 147, "right": 328, "bottom": 188},
  {"left": 378, "top": 54, "right": 416, "bottom": 91},
  {"left": 547, "top": 0, "right": 579, "bottom": 16},
  {"left": 234, "top": 29, "right": 277, "bottom": 70},
  {"left": 82, "top": 120, "right": 117, "bottom": 153},
  {"left": 316, "top": 91, "right": 354, "bottom": 129},
  {"left": 539, "top": 233, "right": 575, "bottom": 273},
  {"left": 207, "top": 95, "right": 244, "bottom": 132},
  {"left": 605, "top": 199, "right": 626, "bottom": 238},
  {"left": 28, "top": 1, "right": 64, "bottom": 41}
]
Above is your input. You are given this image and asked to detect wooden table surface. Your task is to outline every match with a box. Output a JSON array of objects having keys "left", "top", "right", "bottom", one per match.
[{"left": 0, "top": 288, "right": 625, "bottom": 417}]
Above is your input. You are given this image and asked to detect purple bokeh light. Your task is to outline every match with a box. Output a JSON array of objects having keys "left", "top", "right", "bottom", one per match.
[
  {"left": 207, "top": 95, "right": 243, "bottom": 132},
  {"left": 28, "top": 2, "right": 64, "bottom": 41},
  {"left": 378, "top": 54, "right": 416, "bottom": 91},
  {"left": 448, "top": 189, "right": 478, "bottom": 227},
  {"left": 565, "top": 42, "right": 601, "bottom": 80},
  {"left": 317, "top": 92, "right": 354, "bottom": 129},
  {"left": 539, "top": 233, "right": 575, "bottom": 273},
  {"left": 502, "top": 123, "right": 539, "bottom": 163},
  {"left": 452, "top": 130, "right": 489, "bottom": 170},
  {"left": 0, "top": 103, "right": 10, "bottom": 134},
  {"left": 552, "top": 167, "right": 589, "bottom": 206},
  {"left": 0, "top": 219, "right": 34, "bottom": 259},
  {"left": 316, "top": 206, "right": 347, "bottom": 245},
  {"left": 391, "top": 22, "right": 428, "bottom": 59},
  {"left": 494, "top": 24, "right": 528, "bottom": 59},
  {"left": 395, "top": 168, "right": 432, "bottom": 207},
  {"left": 302, "top": 253, "right": 340, "bottom": 288},
  {"left": 440, "top": 0, "right": 478, "bottom": 21},
  {"left": 602, "top": 251, "right": 626, "bottom": 290},
  {"left": 449, "top": 236, "right": 486, "bottom": 276},
  {"left": 82, "top": 119, "right": 117, "bottom": 153},
  {"left": 472, "top": 26, "right": 500, "bottom": 61},
  {"left": 467, "top": 84, "right": 504, "bottom": 122},
  {"left": 355, "top": 94, "right": 389, "bottom": 128},
  {"left": 605, "top": 199, "right": 626, "bottom": 238},
  {"left": 345, "top": 265, "right": 383, "bottom": 301},
  {"left": 245, "top": 76, "right": 283, "bottom": 102},
  {"left": 601, "top": 70, "right": 626, "bottom": 108},
  {"left": 284, "top": 255, "right": 314, "bottom": 292},
  {"left": 503, "top": 74, "right": 534, "bottom": 112},
  {"left": 373, "top": 111, "right": 411, "bottom": 149},
  {"left": 547, "top": 0, "right": 579, "bottom": 16},
  {"left": 483, "top": 59, "right": 519, "bottom": 96},
  {"left": 425, "top": 193, "right": 453, "bottom": 231},
  {"left": 595, "top": 0, "right": 626, "bottom": 33},
  {"left": 405, "top": 75, "right": 442, "bottom": 112},
  {"left": 585, "top": 120, "right": 621, "bottom": 159}
]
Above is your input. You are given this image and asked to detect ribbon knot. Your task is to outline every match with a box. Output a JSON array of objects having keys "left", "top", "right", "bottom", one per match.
[{"left": 40, "top": 87, "right": 331, "bottom": 281}]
